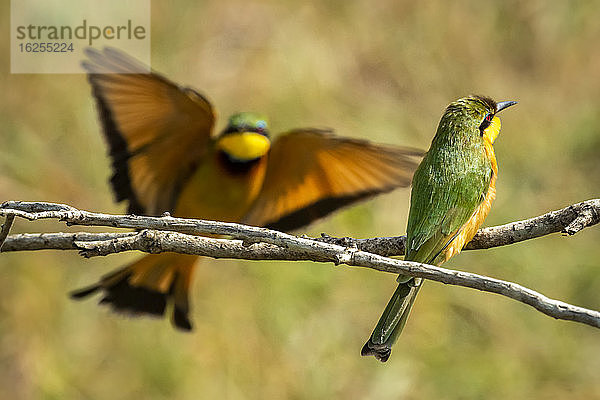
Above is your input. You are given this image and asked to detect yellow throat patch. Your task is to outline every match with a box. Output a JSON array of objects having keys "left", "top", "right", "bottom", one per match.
[
  {"left": 483, "top": 116, "right": 501, "bottom": 144},
  {"left": 217, "top": 132, "right": 271, "bottom": 161}
]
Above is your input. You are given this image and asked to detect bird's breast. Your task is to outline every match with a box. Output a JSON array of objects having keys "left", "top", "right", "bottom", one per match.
[
  {"left": 174, "top": 151, "right": 268, "bottom": 222},
  {"left": 443, "top": 143, "right": 497, "bottom": 262}
]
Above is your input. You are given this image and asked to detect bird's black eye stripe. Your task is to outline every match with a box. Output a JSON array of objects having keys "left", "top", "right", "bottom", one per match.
[
  {"left": 479, "top": 113, "right": 494, "bottom": 135},
  {"left": 222, "top": 125, "right": 239, "bottom": 135}
]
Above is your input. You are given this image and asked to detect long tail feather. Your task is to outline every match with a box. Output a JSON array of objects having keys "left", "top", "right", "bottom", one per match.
[
  {"left": 71, "top": 253, "right": 198, "bottom": 331},
  {"left": 361, "top": 277, "right": 423, "bottom": 362}
]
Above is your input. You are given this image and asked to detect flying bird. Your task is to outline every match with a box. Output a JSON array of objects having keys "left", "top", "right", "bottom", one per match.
[{"left": 72, "top": 47, "right": 423, "bottom": 331}]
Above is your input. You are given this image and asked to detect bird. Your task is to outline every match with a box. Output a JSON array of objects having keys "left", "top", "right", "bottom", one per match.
[
  {"left": 361, "top": 95, "right": 517, "bottom": 362},
  {"left": 71, "top": 47, "right": 424, "bottom": 331}
]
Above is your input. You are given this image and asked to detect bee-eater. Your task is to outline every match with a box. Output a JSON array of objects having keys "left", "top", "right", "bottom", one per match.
[
  {"left": 361, "top": 95, "right": 516, "bottom": 362},
  {"left": 71, "top": 47, "right": 423, "bottom": 331}
]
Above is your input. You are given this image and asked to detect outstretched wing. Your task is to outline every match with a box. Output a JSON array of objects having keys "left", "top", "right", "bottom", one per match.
[
  {"left": 243, "top": 129, "right": 423, "bottom": 230},
  {"left": 83, "top": 47, "right": 216, "bottom": 215}
]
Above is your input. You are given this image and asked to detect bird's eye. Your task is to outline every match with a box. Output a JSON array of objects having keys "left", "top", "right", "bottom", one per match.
[
  {"left": 255, "top": 120, "right": 268, "bottom": 135},
  {"left": 479, "top": 113, "right": 493, "bottom": 135}
]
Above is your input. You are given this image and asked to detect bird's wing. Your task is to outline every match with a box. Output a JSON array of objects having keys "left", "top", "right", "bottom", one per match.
[
  {"left": 83, "top": 47, "right": 216, "bottom": 215},
  {"left": 405, "top": 151, "right": 493, "bottom": 264},
  {"left": 242, "top": 129, "right": 423, "bottom": 230}
]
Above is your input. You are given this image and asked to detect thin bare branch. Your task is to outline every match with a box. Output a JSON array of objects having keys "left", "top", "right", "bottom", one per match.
[
  {"left": 319, "top": 199, "right": 600, "bottom": 255},
  {"left": 44, "top": 229, "right": 600, "bottom": 328},
  {"left": 1, "top": 200, "right": 599, "bottom": 329},
  {"left": 2, "top": 199, "right": 599, "bottom": 256},
  {"left": 466, "top": 199, "right": 600, "bottom": 248},
  {"left": 0, "top": 215, "right": 15, "bottom": 251},
  {"left": 1, "top": 232, "right": 137, "bottom": 252}
]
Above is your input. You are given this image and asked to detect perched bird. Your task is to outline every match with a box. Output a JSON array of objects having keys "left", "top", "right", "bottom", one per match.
[
  {"left": 71, "top": 47, "right": 423, "bottom": 331},
  {"left": 361, "top": 95, "right": 516, "bottom": 362}
]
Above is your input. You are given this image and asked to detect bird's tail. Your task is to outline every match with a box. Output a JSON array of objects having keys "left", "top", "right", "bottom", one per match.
[
  {"left": 70, "top": 253, "right": 198, "bottom": 331},
  {"left": 361, "top": 277, "right": 423, "bottom": 362}
]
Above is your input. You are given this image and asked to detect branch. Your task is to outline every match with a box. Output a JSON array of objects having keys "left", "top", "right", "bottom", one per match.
[
  {"left": 7, "top": 228, "right": 600, "bottom": 328},
  {"left": 1, "top": 200, "right": 599, "bottom": 329},
  {"left": 319, "top": 198, "right": 600, "bottom": 255},
  {"left": 1, "top": 232, "right": 137, "bottom": 252},
  {"left": 2, "top": 199, "right": 599, "bottom": 256},
  {"left": 0, "top": 214, "right": 15, "bottom": 251}
]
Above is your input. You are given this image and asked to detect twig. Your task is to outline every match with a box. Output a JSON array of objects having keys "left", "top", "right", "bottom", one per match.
[
  {"left": 37, "top": 229, "right": 600, "bottom": 328},
  {"left": 466, "top": 199, "right": 600, "bottom": 249},
  {"left": 0, "top": 232, "right": 137, "bottom": 252},
  {"left": 0, "top": 200, "right": 599, "bottom": 329},
  {"left": 321, "top": 199, "right": 600, "bottom": 254},
  {"left": 0, "top": 215, "right": 15, "bottom": 251},
  {"left": 2, "top": 199, "right": 599, "bottom": 256}
]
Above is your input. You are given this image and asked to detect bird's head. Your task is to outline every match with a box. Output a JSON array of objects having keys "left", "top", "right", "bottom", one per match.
[
  {"left": 217, "top": 112, "right": 271, "bottom": 162},
  {"left": 437, "top": 95, "right": 517, "bottom": 146}
]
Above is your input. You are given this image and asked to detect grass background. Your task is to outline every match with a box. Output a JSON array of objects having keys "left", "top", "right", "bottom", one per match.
[{"left": 1, "top": 1, "right": 600, "bottom": 399}]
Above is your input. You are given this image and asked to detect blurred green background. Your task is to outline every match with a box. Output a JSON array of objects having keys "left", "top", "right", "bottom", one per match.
[{"left": 2, "top": 1, "right": 600, "bottom": 399}]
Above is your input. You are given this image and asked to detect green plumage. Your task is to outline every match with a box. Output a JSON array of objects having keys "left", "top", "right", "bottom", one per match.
[
  {"left": 362, "top": 96, "right": 516, "bottom": 362},
  {"left": 406, "top": 106, "right": 493, "bottom": 264}
]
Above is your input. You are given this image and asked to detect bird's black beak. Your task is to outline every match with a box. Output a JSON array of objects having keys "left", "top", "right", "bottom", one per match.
[{"left": 496, "top": 100, "right": 517, "bottom": 113}]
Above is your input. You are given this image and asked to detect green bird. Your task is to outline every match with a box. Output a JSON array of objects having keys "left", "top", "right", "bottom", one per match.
[{"left": 361, "top": 95, "right": 517, "bottom": 362}]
